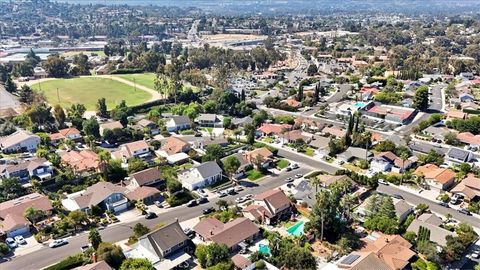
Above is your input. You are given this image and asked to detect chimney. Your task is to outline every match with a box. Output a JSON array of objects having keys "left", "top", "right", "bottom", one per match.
[
  {"left": 210, "top": 230, "right": 214, "bottom": 235},
  {"left": 92, "top": 252, "right": 97, "bottom": 263}
]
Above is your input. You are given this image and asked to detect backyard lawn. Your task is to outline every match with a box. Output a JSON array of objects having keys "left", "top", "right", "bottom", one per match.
[
  {"left": 246, "top": 169, "right": 266, "bottom": 181},
  {"left": 31, "top": 77, "right": 152, "bottom": 110},
  {"left": 276, "top": 159, "right": 290, "bottom": 169}
]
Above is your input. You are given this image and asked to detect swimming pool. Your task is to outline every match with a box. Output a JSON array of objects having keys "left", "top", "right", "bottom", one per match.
[
  {"left": 286, "top": 220, "right": 305, "bottom": 236},
  {"left": 259, "top": 243, "right": 271, "bottom": 255},
  {"left": 354, "top": 102, "right": 367, "bottom": 108}
]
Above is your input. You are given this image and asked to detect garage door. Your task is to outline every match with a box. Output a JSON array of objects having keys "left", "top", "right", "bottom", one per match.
[{"left": 8, "top": 226, "right": 30, "bottom": 237}]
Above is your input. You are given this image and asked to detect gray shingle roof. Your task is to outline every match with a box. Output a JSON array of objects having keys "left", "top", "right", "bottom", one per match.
[
  {"left": 446, "top": 147, "right": 470, "bottom": 161},
  {"left": 196, "top": 161, "right": 222, "bottom": 179},
  {"left": 140, "top": 220, "right": 188, "bottom": 254},
  {"left": 171, "top": 116, "right": 191, "bottom": 125}
]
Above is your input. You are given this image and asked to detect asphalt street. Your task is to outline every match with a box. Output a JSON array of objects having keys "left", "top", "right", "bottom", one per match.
[
  {"left": 377, "top": 184, "right": 479, "bottom": 226},
  {"left": 1, "top": 166, "right": 313, "bottom": 270}
]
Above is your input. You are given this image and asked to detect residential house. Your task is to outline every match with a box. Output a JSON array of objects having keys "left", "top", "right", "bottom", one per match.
[
  {"left": 49, "top": 128, "right": 82, "bottom": 144},
  {"left": 408, "top": 142, "right": 446, "bottom": 155},
  {"left": 457, "top": 132, "right": 480, "bottom": 147},
  {"left": 166, "top": 116, "right": 191, "bottom": 132},
  {"left": 294, "top": 118, "right": 325, "bottom": 133},
  {"left": 445, "top": 147, "right": 473, "bottom": 164},
  {"left": 195, "top": 137, "right": 229, "bottom": 150},
  {"left": 61, "top": 182, "right": 129, "bottom": 213},
  {"left": 179, "top": 161, "right": 223, "bottom": 190},
  {"left": 407, "top": 213, "right": 455, "bottom": 247},
  {"left": 0, "top": 130, "right": 40, "bottom": 153},
  {"left": 159, "top": 136, "right": 191, "bottom": 156},
  {"left": 459, "top": 93, "right": 475, "bottom": 103},
  {"left": 446, "top": 110, "right": 467, "bottom": 120},
  {"left": 393, "top": 198, "right": 413, "bottom": 223},
  {"left": 451, "top": 174, "right": 480, "bottom": 202},
  {"left": 129, "top": 167, "right": 164, "bottom": 189},
  {"left": 322, "top": 126, "right": 347, "bottom": 138},
  {"left": 423, "top": 126, "right": 449, "bottom": 142},
  {"left": 0, "top": 193, "right": 53, "bottom": 237},
  {"left": 0, "top": 158, "right": 53, "bottom": 182},
  {"left": 99, "top": 121, "right": 123, "bottom": 136},
  {"left": 112, "top": 140, "right": 151, "bottom": 162},
  {"left": 193, "top": 217, "right": 259, "bottom": 251},
  {"left": 136, "top": 119, "right": 159, "bottom": 135},
  {"left": 370, "top": 151, "right": 415, "bottom": 173},
  {"left": 221, "top": 153, "right": 250, "bottom": 179},
  {"left": 337, "top": 252, "right": 390, "bottom": 270},
  {"left": 255, "top": 123, "right": 292, "bottom": 137},
  {"left": 357, "top": 233, "right": 416, "bottom": 270},
  {"left": 125, "top": 186, "right": 163, "bottom": 205},
  {"left": 337, "top": 147, "right": 373, "bottom": 163},
  {"left": 60, "top": 150, "right": 101, "bottom": 173},
  {"left": 282, "top": 98, "right": 301, "bottom": 108},
  {"left": 195, "top": 114, "right": 223, "bottom": 128},
  {"left": 308, "top": 136, "right": 330, "bottom": 157},
  {"left": 280, "top": 130, "right": 313, "bottom": 144},
  {"left": 231, "top": 116, "right": 253, "bottom": 128},
  {"left": 125, "top": 220, "right": 192, "bottom": 270},
  {"left": 231, "top": 254, "right": 255, "bottom": 270},
  {"left": 292, "top": 180, "right": 316, "bottom": 207},
  {"left": 243, "top": 147, "right": 274, "bottom": 169},
  {"left": 414, "top": 164, "right": 456, "bottom": 191},
  {"left": 243, "top": 189, "right": 293, "bottom": 225},
  {"left": 317, "top": 174, "right": 353, "bottom": 188}
]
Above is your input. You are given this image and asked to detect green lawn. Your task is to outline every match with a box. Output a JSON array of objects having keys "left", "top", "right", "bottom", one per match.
[
  {"left": 304, "top": 147, "right": 315, "bottom": 157},
  {"left": 117, "top": 73, "right": 199, "bottom": 92},
  {"left": 276, "top": 159, "right": 290, "bottom": 169},
  {"left": 31, "top": 77, "right": 152, "bottom": 110},
  {"left": 246, "top": 169, "right": 266, "bottom": 181}
]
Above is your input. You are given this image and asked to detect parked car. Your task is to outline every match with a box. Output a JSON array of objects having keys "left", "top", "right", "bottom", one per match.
[
  {"left": 49, "top": 239, "right": 68, "bottom": 248},
  {"left": 291, "top": 163, "right": 299, "bottom": 169},
  {"left": 227, "top": 188, "right": 236, "bottom": 195},
  {"left": 437, "top": 202, "right": 449, "bottom": 208},
  {"left": 295, "top": 174, "right": 303, "bottom": 178},
  {"left": 471, "top": 250, "right": 480, "bottom": 259},
  {"left": 80, "top": 244, "right": 92, "bottom": 253},
  {"left": 218, "top": 191, "right": 227, "bottom": 197},
  {"left": 378, "top": 179, "right": 389, "bottom": 185},
  {"left": 458, "top": 209, "right": 472, "bottom": 216},
  {"left": 203, "top": 207, "right": 215, "bottom": 215},
  {"left": 14, "top": 235, "right": 26, "bottom": 245},
  {"left": 245, "top": 194, "right": 254, "bottom": 199},
  {"left": 197, "top": 197, "right": 208, "bottom": 204},
  {"left": 198, "top": 189, "right": 206, "bottom": 195},
  {"left": 392, "top": 194, "right": 404, "bottom": 200},
  {"left": 285, "top": 167, "right": 292, "bottom": 172},
  {"left": 285, "top": 177, "right": 294, "bottom": 183},
  {"left": 235, "top": 197, "right": 247, "bottom": 203},
  {"left": 6, "top": 238, "right": 17, "bottom": 249},
  {"left": 450, "top": 197, "right": 461, "bottom": 205},
  {"left": 186, "top": 200, "right": 198, "bottom": 207},
  {"left": 145, "top": 212, "right": 157, "bottom": 219},
  {"left": 234, "top": 186, "right": 244, "bottom": 192}
]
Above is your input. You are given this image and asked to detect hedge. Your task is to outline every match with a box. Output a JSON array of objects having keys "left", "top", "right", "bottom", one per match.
[
  {"left": 44, "top": 254, "right": 86, "bottom": 270},
  {"left": 109, "top": 68, "right": 144, "bottom": 74}
]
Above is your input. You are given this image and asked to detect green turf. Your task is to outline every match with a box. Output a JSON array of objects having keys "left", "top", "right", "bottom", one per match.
[
  {"left": 246, "top": 169, "right": 266, "bottom": 181},
  {"left": 277, "top": 159, "right": 290, "bottom": 169},
  {"left": 31, "top": 77, "right": 152, "bottom": 110},
  {"left": 117, "top": 73, "right": 200, "bottom": 92}
]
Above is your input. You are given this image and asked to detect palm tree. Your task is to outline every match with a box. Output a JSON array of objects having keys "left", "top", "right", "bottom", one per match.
[
  {"left": 399, "top": 152, "right": 410, "bottom": 185},
  {"left": 310, "top": 176, "right": 323, "bottom": 193}
]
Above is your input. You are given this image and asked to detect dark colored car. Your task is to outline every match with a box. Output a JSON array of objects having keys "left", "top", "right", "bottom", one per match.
[
  {"left": 145, "top": 212, "right": 157, "bottom": 219},
  {"left": 197, "top": 197, "right": 208, "bottom": 204},
  {"left": 458, "top": 209, "right": 472, "bottom": 216},
  {"left": 392, "top": 194, "right": 404, "bottom": 200},
  {"left": 437, "top": 202, "right": 449, "bottom": 208},
  {"left": 203, "top": 207, "right": 215, "bottom": 215},
  {"left": 186, "top": 200, "right": 198, "bottom": 207}
]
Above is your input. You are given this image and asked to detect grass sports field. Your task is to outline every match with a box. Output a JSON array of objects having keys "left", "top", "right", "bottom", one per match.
[
  {"left": 31, "top": 77, "right": 152, "bottom": 110},
  {"left": 117, "top": 73, "right": 199, "bottom": 92}
]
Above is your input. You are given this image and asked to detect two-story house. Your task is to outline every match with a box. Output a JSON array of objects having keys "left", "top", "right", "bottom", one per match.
[
  {"left": 166, "top": 116, "right": 191, "bottom": 132},
  {"left": 0, "top": 130, "right": 40, "bottom": 153},
  {"left": 136, "top": 119, "right": 160, "bottom": 135},
  {"left": 0, "top": 158, "right": 53, "bottom": 182},
  {"left": 61, "top": 182, "right": 129, "bottom": 213},
  {"left": 195, "top": 114, "right": 223, "bottom": 128},
  {"left": 112, "top": 140, "right": 151, "bottom": 163},
  {"left": 445, "top": 147, "right": 473, "bottom": 165},
  {"left": 49, "top": 128, "right": 82, "bottom": 145},
  {"left": 125, "top": 219, "right": 192, "bottom": 270},
  {"left": 180, "top": 161, "right": 223, "bottom": 190},
  {"left": 243, "top": 189, "right": 293, "bottom": 225},
  {"left": 128, "top": 167, "right": 164, "bottom": 189},
  {"left": 414, "top": 164, "right": 456, "bottom": 191}
]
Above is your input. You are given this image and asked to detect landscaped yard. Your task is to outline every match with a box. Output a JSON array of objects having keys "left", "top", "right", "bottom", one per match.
[
  {"left": 342, "top": 163, "right": 364, "bottom": 173},
  {"left": 304, "top": 147, "right": 315, "bottom": 156},
  {"left": 276, "top": 159, "right": 290, "bottom": 169},
  {"left": 262, "top": 137, "right": 274, "bottom": 143},
  {"left": 246, "top": 169, "right": 266, "bottom": 181},
  {"left": 31, "top": 77, "right": 152, "bottom": 110}
]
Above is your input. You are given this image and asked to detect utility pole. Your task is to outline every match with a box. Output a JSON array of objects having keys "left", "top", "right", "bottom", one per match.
[
  {"left": 134, "top": 78, "right": 136, "bottom": 92},
  {"left": 56, "top": 87, "right": 60, "bottom": 103}
]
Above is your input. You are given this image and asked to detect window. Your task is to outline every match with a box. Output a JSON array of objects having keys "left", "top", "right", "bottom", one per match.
[{"left": 178, "top": 241, "right": 184, "bottom": 247}]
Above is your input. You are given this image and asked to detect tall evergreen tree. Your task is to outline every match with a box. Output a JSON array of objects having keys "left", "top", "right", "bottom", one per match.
[{"left": 298, "top": 85, "right": 304, "bottom": 101}]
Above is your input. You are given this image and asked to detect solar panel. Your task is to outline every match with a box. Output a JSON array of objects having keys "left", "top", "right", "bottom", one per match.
[{"left": 340, "top": 254, "right": 360, "bottom": 265}]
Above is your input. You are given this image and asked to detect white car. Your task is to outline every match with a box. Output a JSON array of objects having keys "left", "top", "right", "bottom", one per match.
[
  {"left": 378, "top": 179, "right": 389, "bottom": 185},
  {"left": 471, "top": 250, "right": 479, "bottom": 259},
  {"left": 5, "top": 237, "right": 17, "bottom": 249},
  {"left": 235, "top": 197, "right": 247, "bottom": 203},
  {"left": 49, "top": 239, "right": 68, "bottom": 248},
  {"left": 14, "top": 235, "right": 27, "bottom": 245}
]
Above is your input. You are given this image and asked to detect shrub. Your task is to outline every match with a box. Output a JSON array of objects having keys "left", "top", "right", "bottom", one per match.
[{"left": 44, "top": 254, "right": 85, "bottom": 270}]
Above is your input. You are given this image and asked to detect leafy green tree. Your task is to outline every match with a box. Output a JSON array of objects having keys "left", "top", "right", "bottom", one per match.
[
  {"left": 418, "top": 150, "right": 444, "bottom": 166},
  {"left": 0, "top": 177, "right": 27, "bottom": 201},
  {"left": 96, "top": 98, "right": 108, "bottom": 117},
  {"left": 195, "top": 243, "right": 229, "bottom": 268},
  {"left": 120, "top": 258, "right": 154, "bottom": 270},
  {"left": 106, "top": 159, "right": 128, "bottom": 182},
  {"left": 24, "top": 207, "right": 46, "bottom": 223},
  {"left": 414, "top": 85, "right": 429, "bottom": 111},
  {"left": 206, "top": 261, "right": 234, "bottom": 270},
  {"left": 83, "top": 117, "right": 100, "bottom": 138},
  {"left": 133, "top": 223, "right": 150, "bottom": 238},
  {"left": 223, "top": 156, "right": 241, "bottom": 178},
  {"left": 43, "top": 54, "right": 69, "bottom": 77},
  {"left": 96, "top": 242, "right": 125, "bottom": 269},
  {"left": 68, "top": 210, "right": 88, "bottom": 229},
  {"left": 0, "top": 242, "right": 10, "bottom": 256},
  {"left": 4, "top": 76, "right": 17, "bottom": 93},
  {"left": 127, "top": 158, "right": 148, "bottom": 174},
  {"left": 297, "top": 85, "right": 304, "bottom": 101},
  {"left": 244, "top": 124, "right": 255, "bottom": 145},
  {"left": 18, "top": 85, "right": 34, "bottom": 103},
  {"left": 216, "top": 199, "right": 229, "bottom": 211},
  {"left": 202, "top": 144, "right": 224, "bottom": 162},
  {"left": 443, "top": 235, "right": 465, "bottom": 262},
  {"left": 284, "top": 246, "right": 316, "bottom": 270},
  {"left": 89, "top": 228, "right": 102, "bottom": 250},
  {"left": 374, "top": 140, "right": 397, "bottom": 152},
  {"left": 53, "top": 105, "right": 66, "bottom": 128},
  {"left": 0, "top": 121, "right": 16, "bottom": 136}
]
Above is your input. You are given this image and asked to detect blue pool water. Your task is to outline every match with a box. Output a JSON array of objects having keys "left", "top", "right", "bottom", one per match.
[
  {"left": 259, "top": 244, "right": 271, "bottom": 255},
  {"left": 354, "top": 102, "right": 366, "bottom": 108},
  {"left": 287, "top": 220, "right": 305, "bottom": 236}
]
